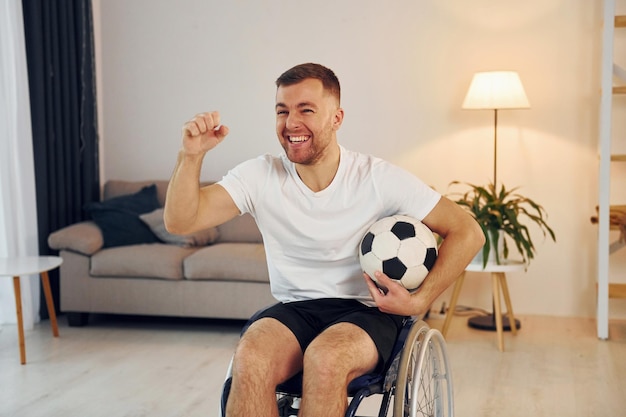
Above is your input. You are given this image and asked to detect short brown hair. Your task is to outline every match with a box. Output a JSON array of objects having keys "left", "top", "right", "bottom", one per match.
[{"left": 276, "top": 63, "right": 341, "bottom": 104}]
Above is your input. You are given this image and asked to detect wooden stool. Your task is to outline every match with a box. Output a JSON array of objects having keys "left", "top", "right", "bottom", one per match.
[
  {"left": 442, "top": 261, "right": 524, "bottom": 351},
  {"left": 0, "top": 256, "right": 62, "bottom": 364}
]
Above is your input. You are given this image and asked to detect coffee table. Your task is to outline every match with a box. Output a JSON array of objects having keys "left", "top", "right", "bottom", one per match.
[{"left": 0, "top": 256, "right": 62, "bottom": 364}]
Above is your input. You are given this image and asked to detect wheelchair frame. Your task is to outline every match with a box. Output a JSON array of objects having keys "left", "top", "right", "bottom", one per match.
[{"left": 220, "top": 318, "right": 454, "bottom": 417}]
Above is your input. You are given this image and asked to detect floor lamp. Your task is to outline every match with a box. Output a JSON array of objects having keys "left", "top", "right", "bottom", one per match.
[
  {"left": 462, "top": 71, "right": 530, "bottom": 188},
  {"left": 461, "top": 71, "right": 530, "bottom": 331}
]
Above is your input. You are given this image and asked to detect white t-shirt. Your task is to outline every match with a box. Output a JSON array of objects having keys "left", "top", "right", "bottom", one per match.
[{"left": 218, "top": 145, "right": 441, "bottom": 306}]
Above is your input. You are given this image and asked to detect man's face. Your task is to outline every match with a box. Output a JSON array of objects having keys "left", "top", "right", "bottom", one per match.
[{"left": 275, "top": 78, "right": 343, "bottom": 165}]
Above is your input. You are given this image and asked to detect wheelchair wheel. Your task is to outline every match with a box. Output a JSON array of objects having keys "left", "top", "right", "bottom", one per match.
[{"left": 393, "top": 323, "right": 454, "bottom": 417}]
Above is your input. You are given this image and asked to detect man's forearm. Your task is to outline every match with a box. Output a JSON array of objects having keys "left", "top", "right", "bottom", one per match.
[{"left": 164, "top": 150, "right": 206, "bottom": 234}]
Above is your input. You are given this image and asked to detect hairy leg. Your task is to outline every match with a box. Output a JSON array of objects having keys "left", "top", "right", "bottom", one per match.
[
  {"left": 299, "top": 323, "right": 379, "bottom": 417},
  {"left": 226, "top": 318, "right": 303, "bottom": 417}
]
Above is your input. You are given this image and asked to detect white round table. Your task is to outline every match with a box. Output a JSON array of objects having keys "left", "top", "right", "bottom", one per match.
[
  {"left": 441, "top": 260, "right": 525, "bottom": 352},
  {"left": 0, "top": 256, "right": 62, "bottom": 364}
]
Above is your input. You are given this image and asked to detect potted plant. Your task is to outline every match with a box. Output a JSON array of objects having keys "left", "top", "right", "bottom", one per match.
[{"left": 448, "top": 181, "right": 556, "bottom": 268}]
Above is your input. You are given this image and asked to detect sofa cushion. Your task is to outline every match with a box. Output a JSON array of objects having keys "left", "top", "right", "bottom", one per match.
[
  {"left": 91, "top": 243, "right": 197, "bottom": 280},
  {"left": 139, "top": 208, "right": 219, "bottom": 247},
  {"left": 216, "top": 213, "right": 263, "bottom": 243},
  {"left": 85, "top": 184, "right": 160, "bottom": 248},
  {"left": 184, "top": 243, "right": 269, "bottom": 283},
  {"left": 48, "top": 221, "right": 103, "bottom": 255},
  {"left": 104, "top": 180, "right": 170, "bottom": 206}
]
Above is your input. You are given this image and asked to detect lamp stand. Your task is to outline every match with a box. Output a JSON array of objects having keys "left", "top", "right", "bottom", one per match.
[
  {"left": 468, "top": 315, "right": 521, "bottom": 331},
  {"left": 468, "top": 107, "right": 522, "bottom": 333},
  {"left": 493, "top": 108, "right": 498, "bottom": 188},
  {"left": 468, "top": 299, "right": 521, "bottom": 331}
]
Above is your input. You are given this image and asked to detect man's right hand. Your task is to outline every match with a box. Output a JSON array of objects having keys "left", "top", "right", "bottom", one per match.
[{"left": 181, "top": 111, "right": 230, "bottom": 155}]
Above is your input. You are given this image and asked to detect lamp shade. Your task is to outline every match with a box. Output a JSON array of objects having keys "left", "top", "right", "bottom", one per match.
[{"left": 462, "top": 71, "right": 530, "bottom": 110}]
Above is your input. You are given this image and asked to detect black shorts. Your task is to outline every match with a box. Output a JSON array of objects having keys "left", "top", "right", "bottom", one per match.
[{"left": 251, "top": 298, "right": 407, "bottom": 373}]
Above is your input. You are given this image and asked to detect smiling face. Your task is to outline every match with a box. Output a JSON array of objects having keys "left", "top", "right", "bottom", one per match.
[{"left": 275, "top": 78, "right": 343, "bottom": 166}]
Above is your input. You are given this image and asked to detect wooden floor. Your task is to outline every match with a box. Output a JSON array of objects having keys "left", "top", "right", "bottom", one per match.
[{"left": 1, "top": 313, "right": 625, "bottom": 417}]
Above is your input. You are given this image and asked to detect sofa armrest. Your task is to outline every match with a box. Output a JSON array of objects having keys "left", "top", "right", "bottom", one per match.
[{"left": 48, "top": 221, "right": 104, "bottom": 255}]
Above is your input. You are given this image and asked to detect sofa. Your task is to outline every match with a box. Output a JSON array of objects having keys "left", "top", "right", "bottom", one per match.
[{"left": 48, "top": 179, "right": 276, "bottom": 326}]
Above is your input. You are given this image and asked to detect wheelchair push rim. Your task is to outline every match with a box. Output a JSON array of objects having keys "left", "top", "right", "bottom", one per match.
[{"left": 393, "top": 323, "right": 454, "bottom": 417}]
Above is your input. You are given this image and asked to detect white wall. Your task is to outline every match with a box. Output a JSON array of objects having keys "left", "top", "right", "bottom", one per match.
[{"left": 94, "top": 0, "right": 626, "bottom": 320}]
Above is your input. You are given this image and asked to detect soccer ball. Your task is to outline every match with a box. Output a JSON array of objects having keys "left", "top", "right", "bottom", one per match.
[{"left": 359, "top": 215, "right": 438, "bottom": 292}]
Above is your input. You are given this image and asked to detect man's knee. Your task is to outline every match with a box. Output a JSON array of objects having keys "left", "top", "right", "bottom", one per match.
[
  {"left": 232, "top": 318, "right": 303, "bottom": 382},
  {"left": 303, "top": 323, "right": 379, "bottom": 383}
]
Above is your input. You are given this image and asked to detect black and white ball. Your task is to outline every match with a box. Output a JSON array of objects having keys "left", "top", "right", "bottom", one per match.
[{"left": 359, "top": 215, "right": 438, "bottom": 292}]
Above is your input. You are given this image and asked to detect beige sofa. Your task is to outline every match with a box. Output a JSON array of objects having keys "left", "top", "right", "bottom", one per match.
[{"left": 48, "top": 180, "right": 276, "bottom": 326}]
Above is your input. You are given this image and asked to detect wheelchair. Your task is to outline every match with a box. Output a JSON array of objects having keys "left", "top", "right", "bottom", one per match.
[{"left": 220, "top": 311, "right": 454, "bottom": 417}]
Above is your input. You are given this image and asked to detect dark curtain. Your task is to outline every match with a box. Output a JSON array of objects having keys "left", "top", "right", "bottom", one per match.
[{"left": 22, "top": 0, "right": 100, "bottom": 319}]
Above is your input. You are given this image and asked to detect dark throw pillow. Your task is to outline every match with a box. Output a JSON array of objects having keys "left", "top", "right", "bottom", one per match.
[{"left": 85, "top": 184, "right": 161, "bottom": 248}]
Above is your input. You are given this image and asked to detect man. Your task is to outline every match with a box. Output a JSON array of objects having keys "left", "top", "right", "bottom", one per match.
[{"left": 164, "top": 63, "right": 484, "bottom": 417}]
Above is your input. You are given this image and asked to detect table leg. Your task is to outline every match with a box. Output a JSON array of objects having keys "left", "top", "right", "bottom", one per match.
[
  {"left": 497, "top": 272, "right": 518, "bottom": 336},
  {"left": 12, "top": 276, "right": 26, "bottom": 365},
  {"left": 442, "top": 272, "right": 465, "bottom": 337},
  {"left": 491, "top": 273, "right": 504, "bottom": 352},
  {"left": 41, "top": 271, "right": 59, "bottom": 337}
]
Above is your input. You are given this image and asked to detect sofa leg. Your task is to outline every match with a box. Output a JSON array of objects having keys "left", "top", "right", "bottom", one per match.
[{"left": 67, "top": 312, "right": 89, "bottom": 327}]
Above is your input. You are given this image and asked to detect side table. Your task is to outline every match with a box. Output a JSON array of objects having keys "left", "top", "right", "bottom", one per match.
[
  {"left": 441, "top": 260, "right": 525, "bottom": 351},
  {"left": 0, "top": 256, "right": 62, "bottom": 364}
]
